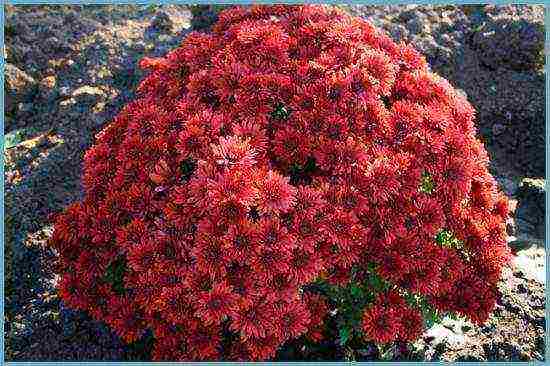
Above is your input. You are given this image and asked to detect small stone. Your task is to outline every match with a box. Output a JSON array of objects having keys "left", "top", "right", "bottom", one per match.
[
  {"left": 388, "top": 24, "right": 408, "bottom": 41},
  {"left": 41, "top": 75, "right": 56, "bottom": 89},
  {"left": 517, "top": 283, "right": 528, "bottom": 294},
  {"left": 58, "top": 86, "right": 71, "bottom": 99},
  {"left": 397, "top": 9, "right": 419, "bottom": 23},
  {"left": 151, "top": 11, "right": 173, "bottom": 33},
  {"left": 492, "top": 123, "right": 506, "bottom": 136},
  {"left": 455, "top": 88, "right": 468, "bottom": 99},
  {"left": 158, "top": 34, "right": 172, "bottom": 43},
  {"left": 495, "top": 176, "right": 518, "bottom": 196},
  {"left": 43, "top": 36, "right": 72, "bottom": 53},
  {"left": 5, "top": 63, "right": 37, "bottom": 113},
  {"left": 481, "top": 323, "right": 496, "bottom": 334},
  {"left": 18, "top": 102, "right": 33, "bottom": 113},
  {"left": 39, "top": 75, "right": 57, "bottom": 101},
  {"left": 513, "top": 270, "right": 525, "bottom": 278},
  {"left": 59, "top": 98, "right": 76, "bottom": 109},
  {"left": 72, "top": 85, "right": 106, "bottom": 105},
  {"left": 423, "top": 335, "right": 435, "bottom": 343},
  {"left": 131, "top": 41, "right": 146, "bottom": 52},
  {"left": 515, "top": 178, "right": 545, "bottom": 241},
  {"left": 407, "top": 17, "right": 428, "bottom": 34},
  {"left": 513, "top": 247, "right": 545, "bottom": 283}
]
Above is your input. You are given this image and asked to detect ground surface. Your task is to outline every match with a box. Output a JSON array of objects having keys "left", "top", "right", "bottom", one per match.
[{"left": 4, "top": 4, "right": 546, "bottom": 362}]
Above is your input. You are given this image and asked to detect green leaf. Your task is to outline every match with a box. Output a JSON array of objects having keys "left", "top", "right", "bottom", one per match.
[
  {"left": 350, "top": 283, "right": 362, "bottom": 298},
  {"left": 339, "top": 326, "right": 351, "bottom": 346},
  {"left": 435, "top": 229, "right": 463, "bottom": 249},
  {"left": 379, "top": 343, "right": 395, "bottom": 360},
  {"left": 270, "top": 103, "right": 292, "bottom": 120},
  {"left": 365, "top": 262, "right": 379, "bottom": 275},
  {"left": 366, "top": 271, "right": 388, "bottom": 292},
  {"left": 180, "top": 158, "right": 197, "bottom": 182},
  {"left": 419, "top": 171, "right": 435, "bottom": 194},
  {"left": 422, "top": 306, "right": 443, "bottom": 328},
  {"left": 303, "top": 156, "right": 317, "bottom": 173},
  {"left": 103, "top": 256, "right": 127, "bottom": 295}
]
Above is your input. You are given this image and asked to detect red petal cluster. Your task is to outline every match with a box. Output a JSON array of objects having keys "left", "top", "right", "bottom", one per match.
[
  {"left": 50, "top": 5, "right": 511, "bottom": 361},
  {"left": 361, "top": 290, "right": 424, "bottom": 344}
]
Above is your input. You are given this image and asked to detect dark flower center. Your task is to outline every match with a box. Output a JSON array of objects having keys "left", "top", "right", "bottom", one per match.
[
  {"left": 209, "top": 298, "right": 222, "bottom": 309},
  {"left": 329, "top": 87, "right": 341, "bottom": 100},
  {"left": 234, "top": 235, "right": 249, "bottom": 249}
]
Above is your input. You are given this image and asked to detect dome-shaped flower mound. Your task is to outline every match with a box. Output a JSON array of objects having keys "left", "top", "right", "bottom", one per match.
[{"left": 50, "top": 5, "right": 511, "bottom": 361}]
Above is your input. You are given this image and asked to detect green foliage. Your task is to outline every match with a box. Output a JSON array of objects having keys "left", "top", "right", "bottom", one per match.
[
  {"left": 289, "top": 157, "right": 316, "bottom": 175},
  {"left": 403, "top": 291, "right": 442, "bottom": 328},
  {"left": 271, "top": 103, "right": 292, "bottom": 121},
  {"left": 180, "top": 158, "right": 197, "bottom": 182},
  {"left": 419, "top": 171, "right": 435, "bottom": 194},
  {"left": 435, "top": 229, "right": 463, "bottom": 249},
  {"left": 339, "top": 327, "right": 351, "bottom": 346},
  {"left": 103, "top": 256, "right": 127, "bottom": 295},
  {"left": 312, "top": 265, "right": 389, "bottom": 347}
]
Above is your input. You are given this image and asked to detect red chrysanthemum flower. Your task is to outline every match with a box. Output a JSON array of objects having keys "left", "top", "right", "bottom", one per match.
[
  {"left": 276, "top": 299, "right": 311, "bottom": 340},
  {"left": 212, "top": 135, "right": 257, "bottom": 169},
  {"left": 230, "top": 300, "right": 271, "bottom": 340},
  {"left": 196, "top": 282, "right": 239, "bottom": 325},
  {"left": 255, "top": 170, "right": 297, "bottom": 214},
  {"left": 361, "top": 303, "right": 400, "bottom": 344},
  {"left": 397, "top": 306, "right": 424, "bottom": 342}
]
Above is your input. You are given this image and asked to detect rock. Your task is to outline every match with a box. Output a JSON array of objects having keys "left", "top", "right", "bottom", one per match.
[
  {"left": 406, "top": 17, "right": 428, "bottom": 34},
  {"left": 59, "top": 86, "right": 71, "bottom": 98},
  {"left": 514, "top": 178, "right": 545, "bottom": 242},
  {"left": 71, "top": 85, "right": 106, "bottom": 105},
  {"left": 508, "top": 237, "right": 541, "bottom": 253},
  {"left": 396, "top": 8, "right": 420, "bottom": 23},
  {"left": 43, "top": 36, "right": 72, "bottom": 54},
  {"left": 38, "top": 75, "right": 57, "bottom": 101},
  {"left": 492, "top": 123, "right": 506, "bottom": 136},
  {"left": 189, "top": 5, "right": 230, "bottom": 30},
  {"left": 386, "top": 24, "right": 408, "bottom": 41},
  {"left": 440, "top": 316, "right": 474, "bottom": 334},
  {"left": 63, "top": 59, "right": 75, "bottom": 68},
  {"left": 150, "top": 11, "right": 173, "bottom": 33},
  {"left": 495, "top": 176, "right": 518, "bottom": 197},
  {"left": 424, "top": 323, "right": 467, "bottom": 348},
  {"left": 18, "top": 102, "right": 33, "bottom": 113},
  {"left": 512, "top": 247, "right": 545, "bottom": 283},
  {"left": 131, "top": 41, "right": 146, "bottom": 52},
  {"left": 516, "top": 283, "right": 528, "bottom": 294},
  {"left": 5, "top": 63, "right": 37, "bottom": 114}
]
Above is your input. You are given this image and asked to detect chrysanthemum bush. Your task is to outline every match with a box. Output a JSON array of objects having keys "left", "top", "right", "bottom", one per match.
[{"left": 50, "top": 5, "right": 512, "bottom": 361}]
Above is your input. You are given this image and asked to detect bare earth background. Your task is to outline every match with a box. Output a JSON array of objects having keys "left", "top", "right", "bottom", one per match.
[{"left": 3, "top": 4, "right": 546, "bottom": 361}]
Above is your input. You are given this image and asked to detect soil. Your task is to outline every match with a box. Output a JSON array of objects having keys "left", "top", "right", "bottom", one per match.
[{"left": 3, "top": 4, "right": 546, "bottom": 362}]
